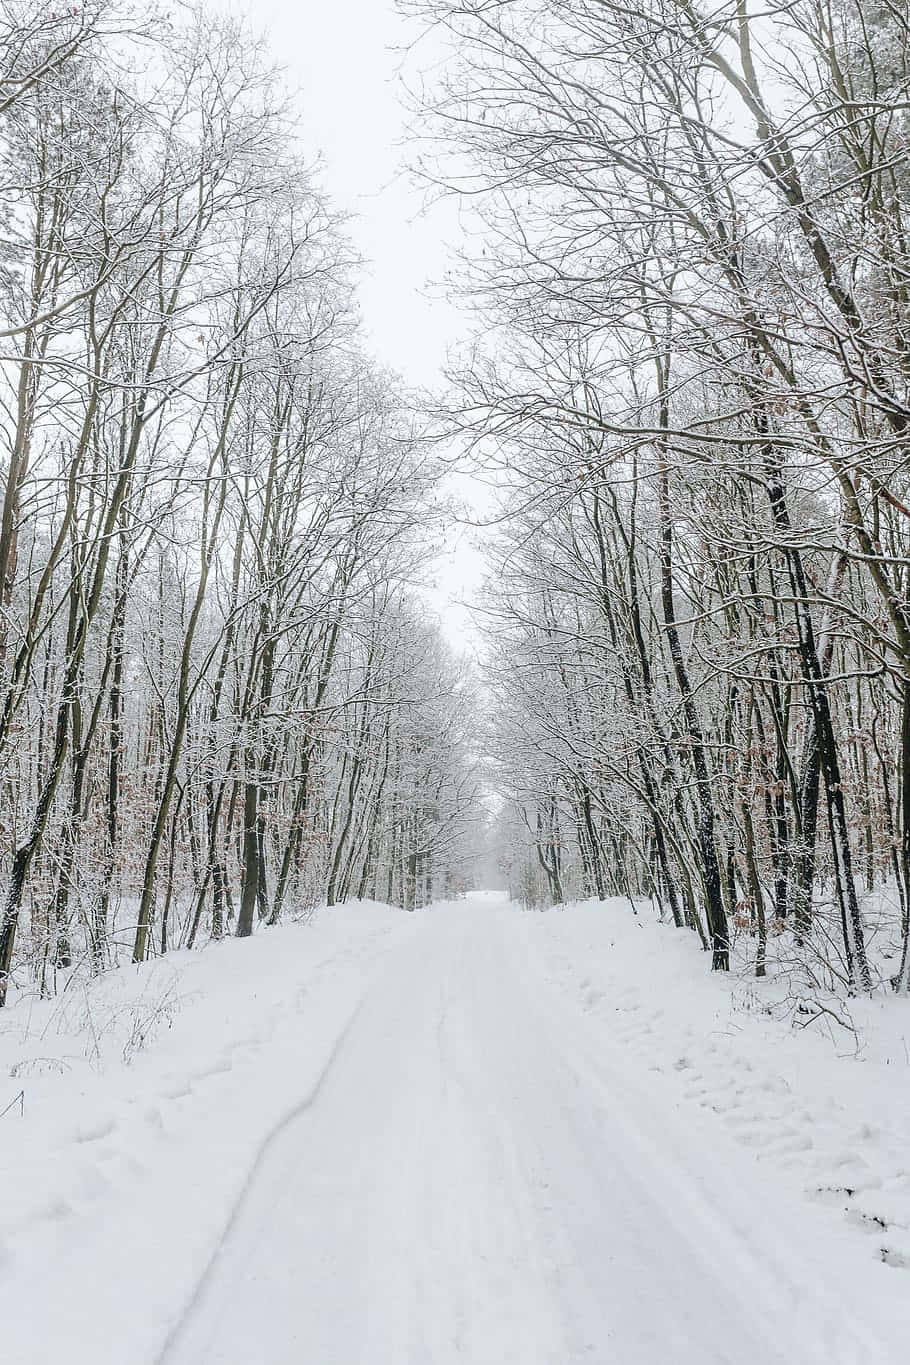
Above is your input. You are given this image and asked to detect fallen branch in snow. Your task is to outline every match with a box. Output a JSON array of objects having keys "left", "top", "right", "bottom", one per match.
[
  {"left": 791, "top": 996, "right": 858, "bottom": 1042},
  {"left": 0, "top": 1087, "right": 24, "bottom": 1119}
]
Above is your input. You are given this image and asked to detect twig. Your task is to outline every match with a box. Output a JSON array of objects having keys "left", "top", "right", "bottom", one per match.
[{"left": 0, "top": 1089, "right": 24, "bottom": 1119}]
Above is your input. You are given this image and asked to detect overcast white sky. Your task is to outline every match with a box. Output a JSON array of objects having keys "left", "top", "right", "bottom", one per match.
[
  {"left": 243, "top": 0, "right": 464, "bottom": 386},
  {"left": 237, "top": 0, "right": 483, "bottom": 647}
]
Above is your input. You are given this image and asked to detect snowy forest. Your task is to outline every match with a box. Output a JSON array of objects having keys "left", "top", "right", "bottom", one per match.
[
  {"left": 0, "top": 1, "right": 478, "bottom": 1007},
  {"left": 1, "top": 0, "right": 910, "bottom": 1003},
  {"left": 406, "top": 0, "right": 910, "bottom": 993},
  {"left": 4, "top": 2, "right": 910, "bottom": 1362}
]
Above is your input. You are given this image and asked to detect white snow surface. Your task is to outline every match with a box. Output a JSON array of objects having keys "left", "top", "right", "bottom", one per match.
[{"left": 1, "top": 892, "right": 909, "bottom": 1363}]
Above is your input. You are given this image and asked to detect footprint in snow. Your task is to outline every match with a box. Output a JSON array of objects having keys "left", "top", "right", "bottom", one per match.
[
  {"left": 845, "top": 1207, "right": 888, "bottom": 1234},
  {"left": 189, "top": 1056, "right": 234, "bottom": 1083},
  {"left": 74, "top": 1161, "right": 113, "bottom": 1202},
  {"left": 807, "top": 1184, "right": 856, "bottom": 1207},
  {"left": 163, "top": 1081, "right": 193, "bottom": 1101},
  {"left": 72, "top": 1117, "right": 117, "bottom": 1145},
  {"left": 35, "top": 1197, "right": 75, "bottom": 1224}
]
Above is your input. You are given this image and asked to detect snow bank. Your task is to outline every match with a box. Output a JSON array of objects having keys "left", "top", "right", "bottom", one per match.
[
  {"left": 0, "top": 902, "right": 420, "bottom": 1365},
  {"left": 512, "top": 897, "right": 910, "bottom": 1276},
  {"left": 3, "top": 893, "right": 909, "bottom": 1363}
]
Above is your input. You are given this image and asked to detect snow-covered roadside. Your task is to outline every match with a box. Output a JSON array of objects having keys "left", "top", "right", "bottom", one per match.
[
  {"left": 510, "top": 898, "right": 910, "bottom": 1276},
  {"left": 4, "top": 892, "right": 910, "bottom": 1364},
  {"left": 0, "top": 902, "right": 420, "bottom": 1365}
]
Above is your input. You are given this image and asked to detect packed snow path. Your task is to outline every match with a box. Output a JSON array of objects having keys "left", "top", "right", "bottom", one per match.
[{"left": 156, "top": 895, "right": 903, "bottom": 1365}]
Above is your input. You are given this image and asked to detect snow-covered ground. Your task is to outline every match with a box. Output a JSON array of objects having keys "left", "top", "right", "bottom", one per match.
[{"left": 1, "top": 893, "right": 909, "bottom": 1363}]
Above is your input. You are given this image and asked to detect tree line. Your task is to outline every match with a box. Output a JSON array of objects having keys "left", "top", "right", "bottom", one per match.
[
  {"left": 0, "top": 1, "right": 476, "bottom": 1005},
  {"left": 404, "top": 0, "right": 910, "bottom": 990}
]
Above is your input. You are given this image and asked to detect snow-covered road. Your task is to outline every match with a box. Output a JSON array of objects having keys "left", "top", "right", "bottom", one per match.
[{"left": 154, "top": 895, "right": 906, "bottom": 1365}]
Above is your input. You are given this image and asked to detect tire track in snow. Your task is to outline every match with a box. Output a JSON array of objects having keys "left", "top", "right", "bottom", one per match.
[
  {"left": 155, "top": 983, "right": 374, "bottom": 1365},
  {"left": 151, "top": 899, "right": 910, "bottom": 1364}
]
